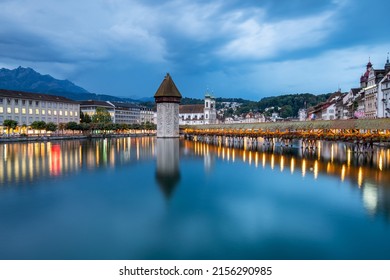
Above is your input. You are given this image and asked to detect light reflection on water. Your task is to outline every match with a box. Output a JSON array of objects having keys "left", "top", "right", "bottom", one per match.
[
  {"left": 1, "top": 137, "right": 390, "bottom": 259},
  {"left": 185, "top": 139, "right": 390, "bottom": 220}
]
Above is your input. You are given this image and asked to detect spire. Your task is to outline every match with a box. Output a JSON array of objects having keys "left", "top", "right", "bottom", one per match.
[
  {"left": 367, "top": 57, "right": 372, "bottom": 69},
  {"left": 385, "top": 52, "right": 390, "bottom": 73}
]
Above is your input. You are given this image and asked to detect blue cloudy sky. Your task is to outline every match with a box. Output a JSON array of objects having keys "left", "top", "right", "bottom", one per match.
[{"left": 0, "top": 0, "right": 389, "bottom": 100}]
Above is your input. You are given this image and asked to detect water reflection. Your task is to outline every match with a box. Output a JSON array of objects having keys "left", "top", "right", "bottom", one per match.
[
  {"left": 185, "top": 139, "right": 390, "bottom": 221},
  {"left": 0, "top": 137, "right": 155, "bottom": 185},
  {"left": 155, "top": 138, "right": 181, "bottom": 199}
]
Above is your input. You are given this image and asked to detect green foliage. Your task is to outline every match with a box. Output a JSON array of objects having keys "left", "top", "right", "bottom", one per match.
[
  {"left": 45, "top": 122, "right": 58, "bottom": 132},
  {"left": 31, "top": 121, "right": 46, "bottom": 130},
  {"left": 66, "top": 122, "right": 80, "bottom": 131},
  {"left": 80, "top": 111, "right": 92, "bottom": 123},
  {"left": 92, "top": 107, "right": 112, "bottom": 123},
  {"left": 3, "top": 119, "right": 18, "bottom": 131}
]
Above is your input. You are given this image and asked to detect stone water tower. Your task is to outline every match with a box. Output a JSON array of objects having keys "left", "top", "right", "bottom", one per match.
[{"left": 154, "top": 73, "right": 182, "bottom": 138}]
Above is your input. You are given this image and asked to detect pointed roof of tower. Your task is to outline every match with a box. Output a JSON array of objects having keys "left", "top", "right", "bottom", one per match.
[{"left": 154, "top": 73, "right": 182, "bottom": 98}]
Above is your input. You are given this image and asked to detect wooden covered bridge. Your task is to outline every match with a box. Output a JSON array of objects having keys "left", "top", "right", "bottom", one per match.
[{"left": 182, "top": 119, "right": 390, "bottom": 153}]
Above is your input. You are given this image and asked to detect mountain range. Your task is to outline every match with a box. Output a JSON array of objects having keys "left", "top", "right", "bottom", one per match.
[{"left": 0, "top": 66, "right": 141, "bottom": 103}]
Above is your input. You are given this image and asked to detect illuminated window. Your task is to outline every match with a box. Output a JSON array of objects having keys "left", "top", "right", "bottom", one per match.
[
  {"left": 35, "top": 109, "right": 40, "bottom": 114},
  {"left": 42, "top": 109, "right": 46, "bottom": 115},
  {"left": 48, "top": 110, "right": 51, "bottom": 115},
  {"left": 7, "top": 107, "right": 11, "bottom": 113},
  {"left": 59, "top": 110, "right": 63, "bottom": 116},
  {"left": 29, "top": 108, "right": 33, "bottom": 115},
  {"left": 22, "top": 108, "right": 26, "bottom": 114},
  {"left": 54, "top": 110, "right": 57, "bottom": 116},
  {"left": 15, "top": 108, "right": 19, "bottom": 114},
  {"left": 70, "top": 111, "right": 73, "bottom": 116},
  {"left": 75, "top": 112, "right": 78, "bottom": 117},
  {"left": 0, "top": 107, "right": 3, "bottom": 113},
  {"left": 65, "top": 111, "right": 68, "bottom": 116}
]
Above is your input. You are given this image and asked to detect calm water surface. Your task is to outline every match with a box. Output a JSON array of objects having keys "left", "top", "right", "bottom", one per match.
[{"left": 0, "top": 137, "right": 389, "bottom": 259}]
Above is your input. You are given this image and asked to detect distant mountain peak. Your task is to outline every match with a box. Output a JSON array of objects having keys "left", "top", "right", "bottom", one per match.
[{"left": 0, "top": 66, "right": 89, "bottom": 94}]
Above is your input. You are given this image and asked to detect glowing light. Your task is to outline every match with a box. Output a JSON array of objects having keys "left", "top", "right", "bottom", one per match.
[
  {"left": 242, "top": 150, "right": 245, "bottom": 162},
  {"left": 363, "top": 183, "right": 378, "bottom": 214},
  {"left": 255, "top": 152, "right": 259, "bottom": 168},
  {"left": 280, "top": 156, "right": 284, "bottom": 172},
  {"left": 331, "top": 144, "right": 334, "bottom": 163},
  {"left": 249, "top": 151, "right": 252, "bottom": 166},
  {"left": 271, "top": 154, "right": 275, "bottom": 170},
  {"left": 358, "top": 167, "right": 363, "bottom": 188},
  {"left": 347, "top": 148, "right": 351, "bottom": 166},
  {"left": 314, "top": 160, "right": 318, "bottom": 179},
  {"left": 50, "top": 145, "right": 61, "bottom": 176},
  {"left": 262, "top": 153, "right": 266, "bottom": 168},
  {"left": 379, "top": 152, "right": 383, "bottom": 171},
  {"left": 341, "top": 164, "right": 346, "bottom": 182},
  {"left": 232, "top": 150, "right": 235, "bottom": 162},
  {"left": 290, "top": 158, "right": 295, "bottom": 174},
  {"left": 302, "top": 160, "right": 306, "bottom": 178}
]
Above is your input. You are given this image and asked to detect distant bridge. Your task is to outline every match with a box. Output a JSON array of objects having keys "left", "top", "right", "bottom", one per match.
[{"left": 182, "top": 119, "right": 390, "bottom": 152}]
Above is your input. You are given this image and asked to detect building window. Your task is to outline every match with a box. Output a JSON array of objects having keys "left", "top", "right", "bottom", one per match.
[
  {"left": 35, "top": 109, "right": 40, "bottom": 114},
  {"left": 41, "top": 101, "right": 46, "bottom": 107},
  {"left": 15, "top": 99, "right": 19, "bottom": 105},
  {"left": 22, "top": 108, "right": 26, "bottom": 114},
  {"left": 0, "top": 98, "right": 3, "bottom": 104},
  {"left": 59, "top": 110, "right": 63, "bottom": 116},
  {"left": 7, "top": 98, "right": 11, "bottom": 105},
  {"left": 75, "top": 112, "right": 78, "bottom": 117},
  {"left": 70, "top": 111, "right": 73, "bottom": 116},
  {"left": 35, "top": 101, "right": 39, "bottom": 106},
  {"left": 22, "top": 100, "right": 26, "bottom": 106},
  {"left": 7, "top": 107, "right": 11, "bottom": 113},
  {"left": 48, "top": 110, "right": 52, "bottom": 115},
  {"left": 14, "top": 108, "right": 19, "bottom": 114},
  {"left": 29, "top": 100, "right": 33, "bottom": 106},
  {"left": 29, "top": 108, "right": 33, "bottom": 115},
  {"left": 65, "top": 111, "right": 68, "bottom": 116},
  {"left": 42, "top": 109, "right": 46, "bottom": 115},
  {"left": 0, "top": 107, "right": 3, "bottom": 113},
  {"left": 54, "top": 110, "right": 57, "bottom": 116}
]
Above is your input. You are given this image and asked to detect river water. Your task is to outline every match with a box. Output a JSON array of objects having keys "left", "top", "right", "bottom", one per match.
[{"left": 0, "top": 137, "right": 389, "bottom": 259}]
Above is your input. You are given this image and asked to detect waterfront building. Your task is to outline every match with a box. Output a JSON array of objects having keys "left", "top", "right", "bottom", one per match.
[
  {"left": 154, "top": 73, "right": 182, "bottom": 138},
  {"left": 178, "top": 92, "right": 217, "bottom": 125},
  {"left": 361, "top": 60, "right": 386, "bottom": 118},
  {"left": 0, "top": 89, "right": 80, "bottom": 127},
  {"left": 377, "top": 56, "right": 390, "bottom": 118},
  {"left": 80, "top": 100, "right": 141, "bottom": 124},
  {"left": 298, "top": 108, "right": 307, "bottom": 121},
  {"left": 80, "top": 100, "right": 115, "bottom": 122},
  {"left": 140, "top": 106, "right": 154, "bottom": 124}
]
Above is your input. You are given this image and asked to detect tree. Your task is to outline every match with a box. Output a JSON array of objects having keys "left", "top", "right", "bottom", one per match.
[
  {"left": 58, "top": 123, "right": 66, "bottom": 134},
  {"left": 3, "top": 119, "right": 18, "bottom": 135},
  {"left": 280, "top": 105, "right": 293, "bottom": 118},
  {"left": 66, "top": 122, "right": 80, "bottom": 134},
  {"left": 92, "top": 107, "right": 112, "bottom": 123},
  {"left": 80, "top": 111, "right": 92, "bottom": 123},
  {"left": 31, "top": 121, "right": 46, "bottom": 135},
  {"left": 45, "top": 122, "right": 58, "bottom": 133}
]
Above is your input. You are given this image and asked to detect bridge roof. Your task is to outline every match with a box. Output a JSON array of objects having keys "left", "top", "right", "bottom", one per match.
[{"left": 182, "top": 119, "right": 390, "bottom": 131}]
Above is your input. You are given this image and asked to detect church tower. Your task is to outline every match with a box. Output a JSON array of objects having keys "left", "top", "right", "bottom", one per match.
[
  {"left": 204, "top": 91, "right": 216, "bottom": 124},
  {"left": 154, "top": 73, "right": 182, "bottom": 138}
]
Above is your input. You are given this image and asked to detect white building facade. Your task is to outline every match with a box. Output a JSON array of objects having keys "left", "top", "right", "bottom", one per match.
[{"left": 0, "top": 89, "right": 80, "bottom": 126}]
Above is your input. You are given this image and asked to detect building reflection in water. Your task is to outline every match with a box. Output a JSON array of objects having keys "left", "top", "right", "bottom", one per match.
[
  {"left": 184, "top": 138, "right": 390, "bottom": 221},
  {"left": 0, "top": 137, "right": 155, "bottom": 185},
  {"left": 155, "top": 138, "right": 181, "bottom": 199}
]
